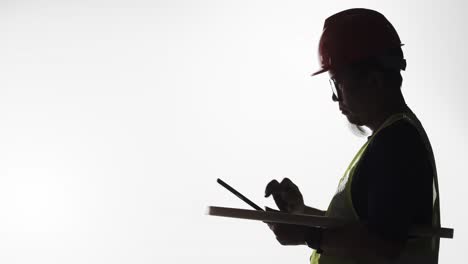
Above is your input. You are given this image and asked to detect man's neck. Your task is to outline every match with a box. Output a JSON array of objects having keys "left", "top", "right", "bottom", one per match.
[{"left": 367, "top": 100, "right": 409, "bottom": 132}]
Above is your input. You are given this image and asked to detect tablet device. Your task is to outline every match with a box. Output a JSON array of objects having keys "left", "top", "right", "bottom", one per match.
[{"left": 217, "top": 178, "right": 264, "bottom": 211}]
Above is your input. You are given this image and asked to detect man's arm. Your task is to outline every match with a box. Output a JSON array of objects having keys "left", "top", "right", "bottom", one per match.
[
  {"left": 318, "top": 224, "right": 405, "bottom": 263},
  {"left": 316, "top": 121, "right": 431, "bottom": 263}
]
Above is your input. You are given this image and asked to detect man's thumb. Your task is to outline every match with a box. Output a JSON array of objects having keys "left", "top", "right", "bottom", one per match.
[{"left": 265, "top": 206, "right": 280, "bottom": 212}]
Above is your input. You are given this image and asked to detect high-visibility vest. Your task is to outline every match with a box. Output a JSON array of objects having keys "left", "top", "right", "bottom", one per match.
[{"left": 310, "top": 109, "right": 441, "bottom": 264}]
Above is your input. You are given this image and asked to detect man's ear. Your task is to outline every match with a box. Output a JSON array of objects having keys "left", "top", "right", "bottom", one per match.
[{"left": 366, "top": 70, "right": 384, "bottom": 92}]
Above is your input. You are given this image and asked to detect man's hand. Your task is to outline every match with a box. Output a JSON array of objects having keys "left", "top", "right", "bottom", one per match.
[
  {"left": 265, "top": 207, "right": 309, "bottom": 246},
  {"left": 265, "top": 178, "right": 305, "bottom": 213},
  {"left": 264, "top": 178, "right": 310, "bottom": 246}
]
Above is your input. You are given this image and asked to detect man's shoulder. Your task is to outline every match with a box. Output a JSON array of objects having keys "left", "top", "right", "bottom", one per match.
[{"left": 369, "top": 118, "right": 425, "bottom": 152}]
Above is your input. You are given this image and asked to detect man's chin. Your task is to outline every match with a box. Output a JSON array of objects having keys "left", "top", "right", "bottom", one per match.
[
  {"left": 345, "top": 115, "right": 363, "bottom": 126},
  {"left": 344, "top": 116, "right": 370, "bottom": 137}
]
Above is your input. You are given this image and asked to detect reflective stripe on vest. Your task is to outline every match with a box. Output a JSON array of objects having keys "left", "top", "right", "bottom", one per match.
[{"left": 310, "top": 109, "right": 441, "bottom": 264}]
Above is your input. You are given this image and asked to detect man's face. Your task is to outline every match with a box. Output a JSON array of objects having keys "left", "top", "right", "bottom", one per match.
[{"left": 328, "top": 68, "right": 375, "bottom": 127}]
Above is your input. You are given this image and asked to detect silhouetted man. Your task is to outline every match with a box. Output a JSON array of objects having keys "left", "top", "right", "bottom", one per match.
[{"left": 265, "top": 8, "right": 441, "bottom": 264}]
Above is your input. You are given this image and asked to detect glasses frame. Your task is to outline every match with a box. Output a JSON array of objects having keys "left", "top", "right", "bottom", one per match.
[{"left": 329, "top": 78, "right": 341, "bottom": 101}]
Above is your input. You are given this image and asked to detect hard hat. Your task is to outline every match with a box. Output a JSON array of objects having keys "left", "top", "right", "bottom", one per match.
[{"left": 311, "top": 8, "right": 406, "bottom": 76}]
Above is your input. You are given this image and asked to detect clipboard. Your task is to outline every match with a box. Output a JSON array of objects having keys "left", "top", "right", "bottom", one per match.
[{"left": 207, "top": 206, "right": 454, "bottom": 239}]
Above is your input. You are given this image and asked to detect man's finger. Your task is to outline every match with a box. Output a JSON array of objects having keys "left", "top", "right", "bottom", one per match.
[
  {"left": 273, "top": 193, "right": 289, "bottom": 211},
  {"left": 265, "top": 179, "right": 280, "bottom": 197},
  {"left": 280, "top": 177, "right": 297, "bottom": 191}
]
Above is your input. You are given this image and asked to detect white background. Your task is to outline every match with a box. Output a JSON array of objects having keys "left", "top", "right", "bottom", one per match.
[{"left": 0, "top": 0, "right": 465, "bottom": 263}]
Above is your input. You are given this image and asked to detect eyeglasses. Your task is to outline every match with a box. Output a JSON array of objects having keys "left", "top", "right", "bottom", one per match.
[{"left": 329, "top": 78, "right": 341, "bottom": 102}]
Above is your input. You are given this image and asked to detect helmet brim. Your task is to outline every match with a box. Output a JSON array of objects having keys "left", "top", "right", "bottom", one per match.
[{"left": 310, "top": 67, "right": 329, "bottom": 76}]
